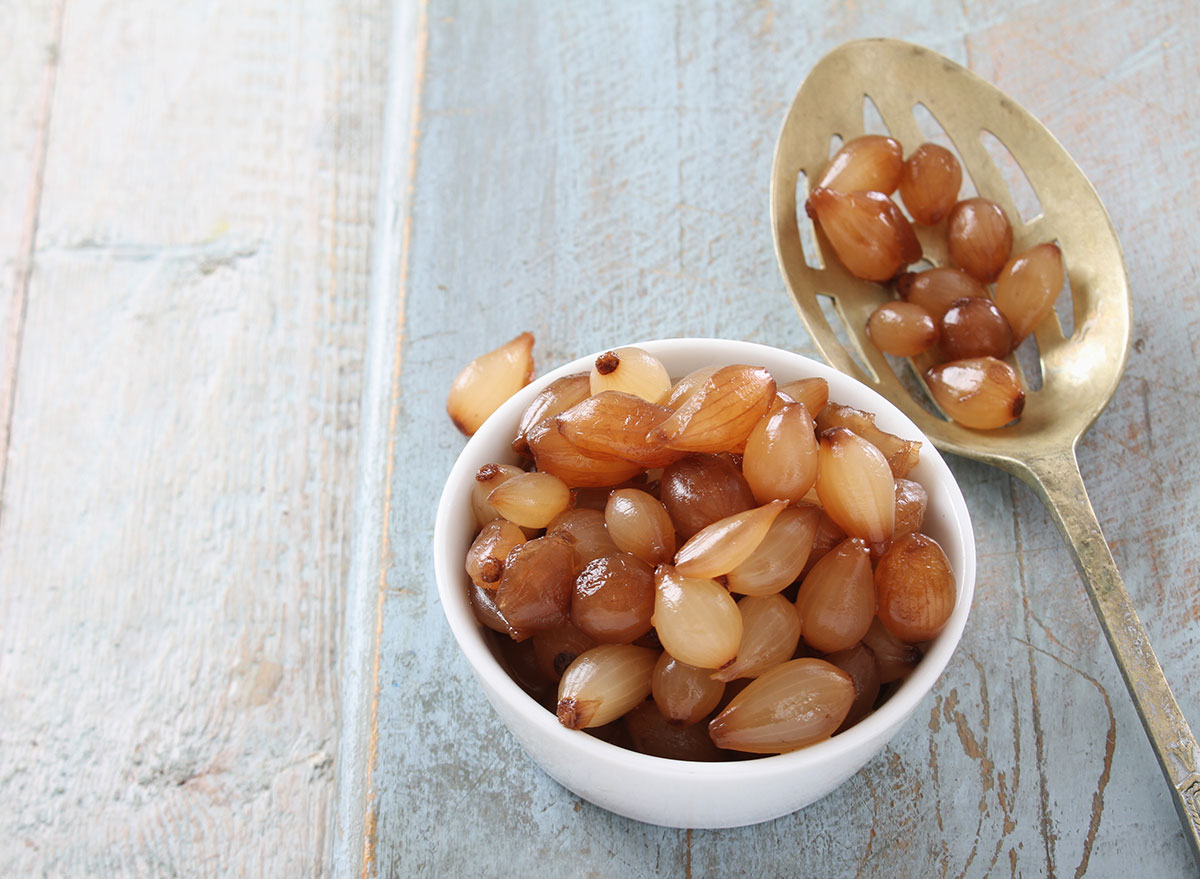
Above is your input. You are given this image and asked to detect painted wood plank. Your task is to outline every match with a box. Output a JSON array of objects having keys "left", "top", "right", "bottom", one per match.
[
  {"left": 0, "top": 0, "right": 387, "bottom": 875},
  {"left": 355, "top": 0, "right": 1200, "bottom": 876}
]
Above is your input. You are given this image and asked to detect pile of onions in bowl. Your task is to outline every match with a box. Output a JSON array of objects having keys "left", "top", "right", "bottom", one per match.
[
  {"left": 455, "top": 341, "right": 956, "bottom": 760},
  {"left": 806, "top": 134, "right": 1065, "bottom": 430}
]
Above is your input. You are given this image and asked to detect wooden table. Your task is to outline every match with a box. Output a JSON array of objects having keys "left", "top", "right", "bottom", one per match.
[{"left": 3, "top": 1, "right": 1197, "bottom": 876}]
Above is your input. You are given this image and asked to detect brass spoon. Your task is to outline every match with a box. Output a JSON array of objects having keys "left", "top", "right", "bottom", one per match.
[{"left": 770, "top": 38, "right": 1200, "bottom": 861}]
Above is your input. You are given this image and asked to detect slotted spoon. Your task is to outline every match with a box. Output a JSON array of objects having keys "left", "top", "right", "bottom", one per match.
[{"left": 770, "top": 38, "right": 1200, "bottom": 861}]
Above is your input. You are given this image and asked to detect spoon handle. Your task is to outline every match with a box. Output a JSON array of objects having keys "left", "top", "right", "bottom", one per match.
[{"left": 1019, "top": 448, "right": 1200, "bottom": 864}]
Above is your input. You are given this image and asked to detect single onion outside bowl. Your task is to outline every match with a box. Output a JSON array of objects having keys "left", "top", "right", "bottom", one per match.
[{"left": 432, "top": 337, "right": 976, "bottom": 828}]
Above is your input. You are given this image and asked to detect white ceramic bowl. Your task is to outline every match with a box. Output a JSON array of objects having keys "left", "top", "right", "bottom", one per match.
[{"left": 433, "top": 338, "right": 975, "bottom": 828}]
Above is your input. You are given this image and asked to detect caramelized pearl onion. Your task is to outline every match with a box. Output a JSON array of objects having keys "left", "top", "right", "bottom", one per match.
[
  {"left": 708, "top": 658, "right": 855, "bottom": 754},
  {"left": 651, "top": 652, "right": 725, "bottom": 726},
  {"left": 775, "top": 377, "right": 829, "bottom": 417},
  {"left": 605, "top": 488, "right": 677, "bottom": 566},
  {"left": 807, "top": 188, "right": 922, "bottom": 282},
  {"left": 486, "top": 471, "right": 570, "bottom": 529},
  {"left": 525, "top": 418, "right": 644, "bottom": 487},
  {"left": 825, "top": 644, "right": 882, "bottom": 732},
  {"left": 465, "top": 519, "right": 526, "bottom": 589},
  {"left": 570, "top": 553, "right": 656, "bottom": 644},
  {"left": 547, "top": 508, "right": 619, "bottom": 569},
  {"left": 532, "top": 623, "right": 597, "bottom": 683},
  {"left": 660, "top": 454, "right": 756, "bottom": 540},
  {"left": 496, "top": 533, "right": 577, "bottom": 632},
  {"left": 815, "top": 134, "right": 904, "bottom": 194},
  {"left": 866, "top": 301, "right": 938, "bottom": 357},
  {"left": 712, "top": 594, "right": 802, "bottom": 682},
  {"left": 650, "top": 365, "right": 775, "bottom": 453},
  {"left": 555, "top": 391, "right": 681, "bottom": 468},
  {"left": 795, "top": 538, "right": 876, "bottom": 653},
  {"left": 874, "top": 533, "right": 956, "bottom": 643},
  {"left": 674, "top": 499, "right": 788, "bottom": 580},
  {"left": 993, "top": 242, "right": 1065, "bottom": 343},
  {"left": 946, "top": 198, "right": 1013, "bottom": 282},
  {"left": 446, "top": 331, "right": 535, "bottom": 436},
  {"left": 652, "top": 565, "right": 743, "bottom": 670},
  {"left": 815, "top": 428, "right": 895, "bottom": 548},
  {"left": 513, "top": 372, "right": 591, "bottom": 456},
  {"left": 556, "top": 644, "right": 659, "bottom": 729},
  {"left": 815, "top": 403, "right": 921, "bottom": 479},
  {"left": 742, "top": 402, "right": 819, "bottom": 505},
  {"left": 725, "top": 504, "right": 820, "bottom": 596},
  {"left": 470, "top": 463, "right": 524, "bottom": 529},
  {"left": 939, "top": 296, "right": 1014, "bottom": 360},
  {"left": 898, "top": 142, "right": 962, "bottom": 225},
  {"left": 624, "top": 701, "right": 725, "bottom": 761},
  {"left": 898, "top": 266, "right": 988, "bottom": 322},
  {"left": 925, "top": 356, "right": 1025, "bottom": 430},
  {"left": 589, "top": 347, "right": 672, "bottom": 403}
]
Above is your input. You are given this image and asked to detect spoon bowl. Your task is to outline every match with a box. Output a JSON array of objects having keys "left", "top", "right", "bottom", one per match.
[{"left": 770, "top": 38, "right": 1200, "bottom": 862}]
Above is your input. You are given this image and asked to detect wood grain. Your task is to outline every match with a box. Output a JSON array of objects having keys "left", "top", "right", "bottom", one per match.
[
  {"left": 352, "top": 1, "right": 1200, "bottom": 876},
  {"left": 0, "top": 0, "right": 387, "bottom": 875}
]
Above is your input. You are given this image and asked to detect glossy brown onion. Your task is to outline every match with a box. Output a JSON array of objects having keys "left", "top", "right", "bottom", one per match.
[
  {"left": 742, "top": 402, "right": 819, "bottom": 505},
  {"left": 946, "top": 198, "right": 1013, "bottom": 282},
  {"left": 674, "top": 499, "right": 788, "bottom": 579},
  {"left": 795, "top": 537, "right": 876, "bottom": 653},
  {"left": 495, "top": 532, "right": 576, "bottom": 632},
  {"left": 712, "top": 594, "right": 802, "bottom": 682},
  {"left": 469, "top": 581, "right": 531, "bottom": 641},
  {"left": 446, "top": 331, "right": 535, "bottom": 436},
  {"left": 892, "top": 478, "right": 929, "bottom": 544},
  {"left": 555, "top": 391, "right": 682, "bottom": 468},
  {"left": 806, "top": 188, "right": 922, "bottom": 282},
  {"left": 556, "top": 644, "right": 659, "bottom": 729},
  {"left": 993, "top": 242, "right": 1065, "bottom": 343},
  {"left": 547, "top": 508, "right": 619, "bottom": 570},
  {"left": 650, "top": 652, "right": 725, "bottom": 726},
  {"left": 925, "top": 357, "right": 1025, "bottom": 430},
  {"left": 660, "top": 454, "right": 756, "bottom": 540},
  {"left": 470, "top": 463, "right": 524, "bottom": 529},
  {"left": 816, "top": 428, "right": 895, "bottom": 548},
  {"left": 570, "top": 553, "right": 656, "bottom": 644},
  {"left": 652, "top": 565, "right": 743, "bottom": 670},
  {"left": 725, "top": 503, "right": 820, "bottom": 596},
  {"left": 605, "top": 488, "right": 677, "bottom": 566},
  {"left": 874, "top": 532, "right": 956, "bottom": 643},
  {"left": 824, "top": 643, "right": 882, "bottom": 732},
  {"left": 862, "top": 617, "right": 922, "bottom": 683},
  {"left": 816, "top": 134, "right": 904, "bottom": 194},
  {"left": 532, "top": 622, "right": 597, "bottom": 682},
  {"left": 897, "top": 266, "right": 988, "bottom": 322},
  {"left": 897, "top": 142, "right": 962, "bottom": 225},
  {"left": 525, "top": 417, "right": 645, "bottom": 487},
  {"left": 465, "top": 519, "right": 526, "bottom": 589},
  {"left": 939, "top": 296, "right": 1014, "bottom": 360},
  {"left": 513, "top": 372, "right": 590, "bottom": 456},
  {"left": 708, "top": 658, "right": 854, "bottom": 753},
  {"left": 775, "top": 377, "right": 829, "bottom": 418},
  {"left": 623, "top": 701, "right": 726, "bottom": 761},
  {"left": 866, "top": 301, "right": 939, "bottom": 357},
  {"left": 814, "top": 403, "right": 921, "bottom": 479},
  {"left": 650, "top": 365, "right": 776, "bottom": 453}
]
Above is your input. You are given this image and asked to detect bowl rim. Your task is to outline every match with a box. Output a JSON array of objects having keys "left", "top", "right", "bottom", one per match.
[{"left": 433, "top": 337, "right": 976, "bottom": 781}]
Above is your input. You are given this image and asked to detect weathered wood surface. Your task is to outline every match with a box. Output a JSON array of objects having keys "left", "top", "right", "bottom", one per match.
[
  {"left": 349, "top": 1, "right": 1200, "bottom": 877},
  {"left": 3, "top": 0, "right": 1198, "bottom": 877},
  {"left": 0, "top": 0, "right": 387, "bottom": 875}
]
